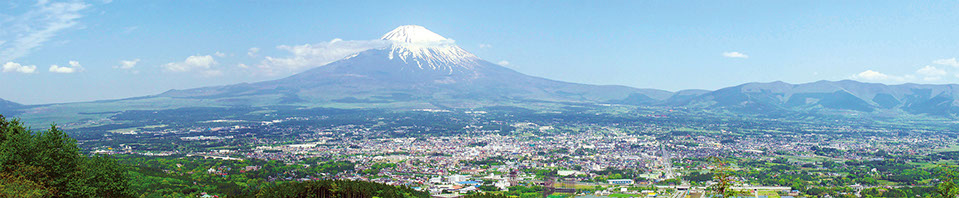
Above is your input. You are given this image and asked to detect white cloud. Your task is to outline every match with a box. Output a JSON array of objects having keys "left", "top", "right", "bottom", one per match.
[
  {"left": 214, "top": 51, "right": 226, "bottom": 57},
  {"left": 916, "top": 65, "right": 946, "bottom": 76},
  {"left": 722, "top": 52, "right": 749, "bottom": 58},
  {"left": 933, "top": 58, "right": 959, "bottom": 67},
  {"left": 257, "top": 38, "right": 389, "bottom": 74},
  {"left": 237, "top": 63, "right": 249, "bottom": 68},
  {"left": 48, "top": 60, "right": 83, "bottom": 73},
  {"left": 115, "top": 58, "right": 139, "bottom": 69},
  {"left": 48, "top": 64, "right": 75, "bottom": 73},
  {"left": 2, "top": 61, "right": 37, "bottom": 73},
  {"left": 478, "top": 44, "right": 492, "bottom": 48},
  {"left": 852, "top": 69, "right": 918, "bottom": 82},
  {"left": 247, "top": 47, "right": 260, "bottom": 57},
  {"left": 163, "top": 55, "right": 217, "bottom": 72},
  {"left": 497, "top": 60, "right": 510, "bottom": 66},
  {"left": 854, "top": 70, "right": 889, "bottom": 81},
  {"left": 0, "top": 1, "right": 89, "bottom": 63}
]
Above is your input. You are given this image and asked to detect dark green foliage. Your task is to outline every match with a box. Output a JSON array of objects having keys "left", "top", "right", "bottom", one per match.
[
  {"left": 810, "top": 146, "right": 843, "bottom": 156},
  {"left": 254, "top": 180, "right": 429, "bottom": 198},
  {"left": 477, "top": 185, "right": 500, "bottom": 192},
  {"left": 0, "top": 115, "right": 133, "bottom": 197},
  {"left": 861, "top": 186, "right": 936, "bottom": 198},
  {"left": 933, "top": 165, "right": 959, "bottom": 198},
  {"left": 931, "top": 151, "right": 959, "bottom": 160},
  {"left": 467, "top": 142, "right": 489, "bottom": 147},
  {"left": 464, "top": 193, "right": 510, "bottom": 198},
  {"left": 683, "top": 171, "right": 714, "bottom": 182},
  {"left": 83, "top": 155, "right": 134, "bottom": 197}
]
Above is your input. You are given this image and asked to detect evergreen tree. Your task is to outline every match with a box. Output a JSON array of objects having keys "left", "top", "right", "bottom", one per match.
[
  {"left": 0, "top": 115, "right": 134, "bottom": 197},
  {"left": 934, "top": 165, "right": 959, "bottom": 198}
]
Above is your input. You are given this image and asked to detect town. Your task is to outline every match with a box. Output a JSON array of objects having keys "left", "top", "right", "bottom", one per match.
[{"left": 74, "top": 106, "right": 959, "bottom": 197}]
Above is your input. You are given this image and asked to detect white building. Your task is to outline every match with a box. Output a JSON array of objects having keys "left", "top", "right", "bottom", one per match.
[
  {"left": 607, "top": 179, "right": 634, "bottom": 185},
  {"left": 494, "top": 179, "right": 511, "bottom": 190},
  {"left": 557, "top": 170, "right": 584, "bottom": 176},
  {"left": 447, "top": 175, "right": 469, "bottom": 184}
]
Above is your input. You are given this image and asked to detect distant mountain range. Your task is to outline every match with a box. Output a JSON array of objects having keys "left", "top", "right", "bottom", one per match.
[
  {"left": 2, "top": 25, "right": 959, "bottom": 123},
  {"left": 676, "top": 80, "right": 959, "bottom": 116}
]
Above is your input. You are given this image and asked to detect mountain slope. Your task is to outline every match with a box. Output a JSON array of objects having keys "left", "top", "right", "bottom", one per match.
[
  {"left": 0, "top": 98, "right": 22, "bottom": 115},
  {"left": 11, "top": 25, "right": 959, "bottom": 127},
  {"left": 684, "top": 80, "right": 959, "bottom": 116},
  {"left": 161, "top": 25, "right": 667, "bottom": 108}
]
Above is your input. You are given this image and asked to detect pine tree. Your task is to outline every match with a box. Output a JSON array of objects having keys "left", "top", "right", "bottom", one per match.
[{"left": 0, "top": 115, "right": 134, "bottom": 197}]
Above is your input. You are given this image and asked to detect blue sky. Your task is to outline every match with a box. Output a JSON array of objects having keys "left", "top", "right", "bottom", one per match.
[{"left": 2, "top": 0, "right": 959, "bottom": 104}]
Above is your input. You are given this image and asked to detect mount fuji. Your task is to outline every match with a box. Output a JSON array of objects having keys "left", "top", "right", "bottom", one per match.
[
  {"left": 159, "top": 25, "right": 668, "bottom": 108},
  {"left": 8, "top": 25, "right": 959, "bottom": 127}
]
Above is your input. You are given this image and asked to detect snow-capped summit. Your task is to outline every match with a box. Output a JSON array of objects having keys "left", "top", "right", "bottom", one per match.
[
  {"left": 381, "top": 25, "right": 448, "bottom": 43},
  {"left": 380, "top": 25, "right": 479, "bottom": 73}
]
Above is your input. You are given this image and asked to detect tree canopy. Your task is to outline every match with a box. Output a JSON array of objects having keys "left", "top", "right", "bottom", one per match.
[
  {"left": 0, "top": 115, "right": 133, "bottom": 197},
  {"left": 254, "top": 180, "right": 429, "bottom": 198}
]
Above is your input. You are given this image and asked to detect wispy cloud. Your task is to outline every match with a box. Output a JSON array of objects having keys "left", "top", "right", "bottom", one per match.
[
  {"left": 851, "top": 65, "right": 951, "bottom": 82},
  {"left": 933, "top": 58, "right": 959, "bottom": 67},
  {"left": 0, "top": 1, "right": 89, "bottom": 63},
  {"left": 497, "top": 60, "right": 510, "bottom": 66},
  {"left": 163, "top": 54, "right": 221, "bottom": 76},
  {"left": 247, "top": 47, "right": 260, "bottom": 57},
  {"left": 257, "top": 38, "right": 389, "bottom": 75},
  {"left": 114, "top": 58, "right": 140, "bottom": 69},
  {"left": 916, "top": 65, "right": 946, "bottom": 76},
  {"left": 2, "top": 61, "right": 37, "bottom": 74},
  {"left": 722, "top": 51, "right": 749, "bottom": 58},
  {"left": 851, "top": 69, "right": 917, "bottom": 82}
]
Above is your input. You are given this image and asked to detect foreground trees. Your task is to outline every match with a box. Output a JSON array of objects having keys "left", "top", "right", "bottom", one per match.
[
  {"left": 706, "top": 157, "right": 744, "bottom": 198},
  {"left": 0, "top": 115, "right": 133, "bottom": 197},
  {"left": 255, "top": 180, "right": 429, "bottom": 198},
  {"left": 934, "top": 165, "right": 959, "bottom": 198}
]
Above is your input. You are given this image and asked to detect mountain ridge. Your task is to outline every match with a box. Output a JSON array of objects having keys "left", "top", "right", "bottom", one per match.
[
  {"left": 679, "top": 80, "right": 959, "bottom": 116},
  {"left": 5, "top": 25, "right": 959, "bottom": 123}
]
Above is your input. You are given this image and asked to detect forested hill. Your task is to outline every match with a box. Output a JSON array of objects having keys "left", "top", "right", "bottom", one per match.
[
  {"left": 0, "top": 115, "right": 132, "bottom": 197},
  {"left": 0, "top": 115, "right": 432, "bottom": 197}
]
